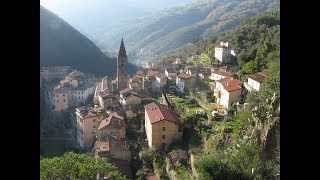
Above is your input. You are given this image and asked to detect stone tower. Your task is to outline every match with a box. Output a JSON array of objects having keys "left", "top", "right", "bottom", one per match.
[{"left": 117, "top": 38, "right": 128, "bottom": 91}]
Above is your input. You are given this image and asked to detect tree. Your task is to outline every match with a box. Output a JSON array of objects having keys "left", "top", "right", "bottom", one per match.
[
  {"left": 139, "top": 148, "right": 157, "bottom": 169},
  {"left": 243, "top": 60, "right": 258, "bottom": 74},
  {"left": 40, "top": 152, "right": 127, "bottom": 180}
]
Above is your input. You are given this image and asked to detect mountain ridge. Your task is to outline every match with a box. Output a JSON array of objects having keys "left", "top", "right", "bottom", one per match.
[
  {"left": 40, "top": 5, "right": 136, "bottom": 76},
  {"left": 96, "top": 0, "right": 279, "bottom": 65}
]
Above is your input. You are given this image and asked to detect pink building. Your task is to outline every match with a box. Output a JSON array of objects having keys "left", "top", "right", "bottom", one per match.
[{"left": 75, "top": 106, "right": 105, "bottom": 148}]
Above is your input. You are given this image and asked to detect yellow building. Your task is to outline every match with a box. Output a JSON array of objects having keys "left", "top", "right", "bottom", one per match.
[{"left": 144, "top": 102, "right": 181, "bottom": 149}]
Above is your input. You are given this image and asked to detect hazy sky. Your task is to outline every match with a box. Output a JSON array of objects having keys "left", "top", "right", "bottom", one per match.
[
  {"left": 40, "top": 0, "right": 194, "bottom": 15},
  {"left": 40, "top": 0, "right": 195, "bottom": 41}
]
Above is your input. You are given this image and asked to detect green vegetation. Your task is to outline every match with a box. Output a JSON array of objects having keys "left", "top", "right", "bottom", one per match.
[
  {"left": 194, "top": 60, "right": 280, "bottom": 179},
  {"left": 40, "top": 152, "right": 127, "bottom": 180},
  {"left": 97, "top": 0, "right": 279, "bottom": 65},
  {"left": 148, "top": 11, "right": 280, "bottom": 180},
  {"left": 164, "top": 10, "right": 280, "bottom": 77}
]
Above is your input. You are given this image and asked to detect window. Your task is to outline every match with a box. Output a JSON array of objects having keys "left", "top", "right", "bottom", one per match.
[
  {"left": 63, "top": 94, "right": 65, "bottom": 97},
  {"left": 163, "top": 127, "right": 165, "bottom": 131},
  {"left": 75, "top": 97, "right": 77, "bottom": 99},
  {"left": 162, "top": 135, "right": 165, "bottom": 139},
  {"left": 57, "top": 100, "right": 59, "bottom": 103},
  {"left": 82, "top": 96, "right": 83, "bottom": 99},
  {"left": 93, "top": 126, "right": 96, "bottom": 128},
  {"left": 78, "top": 92, "right": 80, "bottom": 94},
  {"left": 93, "top": 119, "right": 96, "bottom": 122},
  {"left": 63, "top": 99, "right": 65, "bottom": 102},
  {"left": 56, "top": 95, "right": 58, "bottom": 97},
  {"left": 82, "top": 92, "right": 83, "bottom": 94},
  {"left": 75, "top": 92, "right": 76, "bottom": 94}
]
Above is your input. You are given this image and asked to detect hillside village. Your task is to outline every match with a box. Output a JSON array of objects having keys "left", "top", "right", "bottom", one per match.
[{"left": 40, "top": 34, "right": 274, "bottom": 179}]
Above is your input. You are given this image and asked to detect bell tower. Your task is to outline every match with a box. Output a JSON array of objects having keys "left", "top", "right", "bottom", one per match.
[{"left": 117, "top": 38, "right": 128, "bottom": 91}]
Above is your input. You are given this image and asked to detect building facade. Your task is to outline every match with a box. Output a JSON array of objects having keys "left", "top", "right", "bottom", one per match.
[
  {"left": 210, "top": 70, "right": 235, "bottom": 81},
  {"left": 40, "top": 66, "right": 71, "bottom": 81},
  {"left": 176, "top": 74, "right": 196, "bottom": 93},
  {"left": 214, "top": 42, "right": 231, "bottom": 63},
  {"left": 144, "top": 102, "right": 181, "bottom": 149},
  {"left": 48, "top": 87, "right": 72, "bottom": 111},
  {"left": 214, "top": 78, "right": 242, "bottom": 111},
  {"left": 75, "top": 106, "right": 105, "bottom": 148},
  {"left": 245, "top": 72, "right": 268, "bottom": 92},
  {"left": 155, "top": 73, "right": 168, "bottom": 92},
  {"left": 117, "top": 38, "right": 128, "bottom": 91}
]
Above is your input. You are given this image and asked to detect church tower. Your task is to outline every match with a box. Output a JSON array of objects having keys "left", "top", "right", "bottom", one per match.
[{"left": 117, "top": 38, "right": 128, "bottom": 91}]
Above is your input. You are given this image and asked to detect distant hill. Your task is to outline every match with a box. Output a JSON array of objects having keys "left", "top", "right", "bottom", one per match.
[
  {"left": 162, "top": 11, "right": 280, "bottom": 72},
  {"left": 96, "top": 0, "right": 279, "bottom": 64},
  {"left": 40, "top": 5, "right": 136, "bottom": 76}
]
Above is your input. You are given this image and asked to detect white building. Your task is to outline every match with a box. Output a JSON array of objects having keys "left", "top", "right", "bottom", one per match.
[
  {"left": 210, "top": 70, "right": 234, "bottom": 81},
  {"left": 165, "top": 69, "right": 177, "bottom": 80},
  {"left": 176, "top": 73, "right": 195, "bottom": 93},
  {"left": 155, "top": 73, "right": 168, "bottom": 92},
  {"left": 94, "top": 76, "right": 119, "bottom": 108},
  {"left": 214, "top": 77, "right": 242, "bottom": 112},
  {"left": 244, "top": 72, "right": 268, "bottom": 92},
  {"left": 214, "top": 42, "right": 231, "bottom": 63},
  {"left": 73, "top": 83, "right": 95, "bottom": 103},
  {"left": 40, "top": 66, "right": 71, "bottom": 81}
]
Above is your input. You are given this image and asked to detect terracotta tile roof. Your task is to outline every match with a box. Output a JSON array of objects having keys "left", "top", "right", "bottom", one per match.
[
  {"left": 216, "top": 45, "right": 229, "bottom": 48},
  {"left": 96, "top": 135, "right": 130, "bottom": 152},
  {"left": 111, "top": 109, "right": 125, "bottom": 117},
  {"left": 177, "top": 73, "right": 191, "bottom": 79},
  {"left": 129, "top": 82, "right": 139, "bottom": 88},
  {"left": 119, "top": 87, "right": 134, "bottom": 95},
  {"left": 93, "top": 140, "right": 110, "bottom": 152},
  {"left": 98, "top": 112, "right": 126, "bottom": 130},
  {"left": 187, "top": 68, "right": 211, "bottom": 75},
  {"left": 211, "top": 70, "right": 234, "bottom": 77},
  {"left": 122, "top": 93, "right": 141, "bottom": 100},
  {"left": 216, "top": 78, "right": 242, "bottom": 92},
  {"left": 248, "top": 72, "right": 268, "bottom": 83},
  {"left": 156, "top": 73, "right": 167, "bottom": 79},
  {"left": 146, "top": 70, "right": 159, "bottom": 78},
  {"left": 144, "top": 102, "right": 180, "bottom": 124},
  {"left": 76, "top": 106, "right": 98, "bottom": 118}
]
